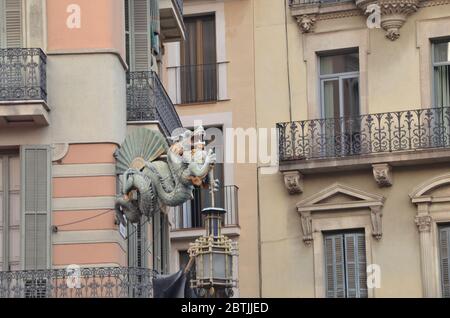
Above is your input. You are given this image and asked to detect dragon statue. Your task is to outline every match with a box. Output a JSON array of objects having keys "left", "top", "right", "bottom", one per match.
[{"left": 114, "top": 126, "right": 217, "bottom": 225}]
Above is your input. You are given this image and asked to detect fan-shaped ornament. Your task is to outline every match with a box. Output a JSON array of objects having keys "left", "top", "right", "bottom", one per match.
[{"left": 115, "top": 128, "right": 169, "bottom": 174}]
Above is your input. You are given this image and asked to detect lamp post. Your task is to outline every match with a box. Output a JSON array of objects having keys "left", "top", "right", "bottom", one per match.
[{"left": 188, "top": 169, "right": 238, "bottom": 298}]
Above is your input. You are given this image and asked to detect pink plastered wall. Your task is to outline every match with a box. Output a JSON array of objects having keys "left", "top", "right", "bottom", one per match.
[{"left": 47, "top": 0, "right": 125, "bottom": 60}]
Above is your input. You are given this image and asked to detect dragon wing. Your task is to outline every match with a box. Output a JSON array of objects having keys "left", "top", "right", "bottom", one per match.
[{"left": 115, "top": 127, "right": 169, "bottom": 174}]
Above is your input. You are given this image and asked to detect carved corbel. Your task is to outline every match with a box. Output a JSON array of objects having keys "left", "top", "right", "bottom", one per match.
[
  {"left": 299, "top": 211, "right": 313, "bottom": 246},
  {"left": 370, "top": 206, "right": 383, "bottom": 240},
  {"left": 283, "top": 171, "right": 304, "bottom": 195},
  {"left": 295, "top": 15, "right": 317, "bottom": 33},
  {"left": 356, "top": 0, "right": 419, "bottom": 41},
  {"left": 415, "top": 215, "right": 433, "bottom": 233},
  {"left": 372, "top": 163, "right": 393, "bottom": 187}
]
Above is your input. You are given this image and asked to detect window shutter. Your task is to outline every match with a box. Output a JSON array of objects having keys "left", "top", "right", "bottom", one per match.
[
  {"left": 22, "top": 146, "right": 50, "bottom": 270},
  {"left": 344, "top": 233, "right": 367, "bottom": 298},
  {"left": 4, "top": 0, "right": 22, "bottom": 48},
  {"left": 325, "top": 234, "right": 345, "bottom": 298},
  {"left": 440, "top": 227, "right": 450, "bottom": 298},
  {"left": 153, "top": 211, "right": 161, "bottom": 273},
  {"left": 131, "top": 0, "right": 151, "bottom": 71}
]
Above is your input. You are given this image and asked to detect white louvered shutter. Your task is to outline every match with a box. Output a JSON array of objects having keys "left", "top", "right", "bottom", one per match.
[
  {"left": 325, "top": 234, "right": 345, "bottom": 298},
  {"left": 131, "top": 0, "right": 151, "bottom": 71},
  {"left": 440, "top": 226, "right": 450, "bottom": 298},
  {"left": 22, "top": 146, "right": 50, "bottom": 270},
  {"left": 1, "top": 0, "right": 22, "bottom": 48},
  {"left": 344, "top": 233, "right": 367, "bottom": 298}
]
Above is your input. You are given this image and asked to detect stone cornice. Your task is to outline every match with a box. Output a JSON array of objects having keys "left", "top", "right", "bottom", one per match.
[{"left": 290, "top": 0, "right": 450, "bottom": 39}]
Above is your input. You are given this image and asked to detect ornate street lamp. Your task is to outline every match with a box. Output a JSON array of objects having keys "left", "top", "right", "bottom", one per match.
[{"left": 188, "top": 170, "right": 238, "bottom": 298}]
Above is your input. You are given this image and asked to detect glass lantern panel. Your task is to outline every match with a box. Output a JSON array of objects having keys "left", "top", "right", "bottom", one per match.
[{"left": 213, "top": 253, "right": 226, "bottom": 280}]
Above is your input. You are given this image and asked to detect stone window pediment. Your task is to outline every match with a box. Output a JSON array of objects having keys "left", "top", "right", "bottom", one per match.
[{"left": 297, "top": 183, "right": 385, "bottom": 245}]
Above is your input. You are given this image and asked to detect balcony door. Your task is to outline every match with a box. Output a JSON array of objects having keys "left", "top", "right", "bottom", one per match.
[
  {"left": 181, "top": 14, "right": 217, "bottom": 104},
  {"left": 319, "top": 51, "right": 360, "bottom": 157},
  {"left": 0, "top": 153, "right": 21, "bottom": 272}
]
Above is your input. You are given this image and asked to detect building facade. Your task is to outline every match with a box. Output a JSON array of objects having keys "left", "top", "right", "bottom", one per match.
[
  {"left": 163, "top": 0, "right": 260, "bottom": 298},
  {"left": 0, "top": 0, "right": 183, "bottom": 297},
  {"left": 256, "top": 0, "right": 450, "bottom": 297}
]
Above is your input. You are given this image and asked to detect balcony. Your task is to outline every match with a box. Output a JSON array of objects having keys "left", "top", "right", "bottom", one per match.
[
  {"left": 277, "top": 107, "right": 450, "bottom": 173},
  {"left": 127, "top": 71, "right": 183, "bottom": 137},
  {"left": 0, "top": 48, "right": 49, "bottom": 127},
  {"left": 0, "top": 267, "right": 156, "bottom": 298},
  {"left": 159, "top": 0, "right": 186, "bottom": 42},
  {"left": 172, "top": 186, "right": 240, "bottom": 239}
]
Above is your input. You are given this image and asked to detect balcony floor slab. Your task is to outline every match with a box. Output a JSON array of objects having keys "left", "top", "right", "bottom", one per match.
[{"left": 0, "top": 100, "right": 50, "bottom": 127}]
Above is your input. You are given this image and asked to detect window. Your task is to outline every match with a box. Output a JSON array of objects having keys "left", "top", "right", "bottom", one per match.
[
  {"left": 180, "top": 14, "right": 217, "bottom": 104},
  {"left": 324, "top": 230, "right": 367, "bottom": 298},
  {"left": 439, "top": 225, "right": 450, "bottom": 298},
  {"left": 179, "top": 250, "right": 195, "bottom": 282},
  {"left": 128, "top": 220, "right": 148, "bottom": 269},
  {"left": 433, "top": 40, "right": 450, "bottom": 108},
  {"left": 319, "top": 50, "right": 360, "bottom": 156},
  {"left": 0, "top": 0, "right": 22, "bottom": 48},
  {"left": 0, "top": 152, "right": 20, "bottom": 272},
  {"left": 125, "top": 0, "right": 160, "bottom": 71},
  {"left": 319, "top": 51, "right": 360, "bottom": 119}
]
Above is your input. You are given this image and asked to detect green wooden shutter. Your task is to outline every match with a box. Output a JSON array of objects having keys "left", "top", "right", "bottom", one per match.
[
  {"left": 161, "top": 213, "right": 170, "bottom": 274},
  {"left": 22, "top": 146, "right": 50, "bottom": 270},
  {"left": 131, "top": 0, "right": 151, "bottom": 71},
  {"left": 325, "top": 234, "right": 345, "bottom": 298},
  {"left": 153, "top": 211, "right": 161, "bottom": 273},
  {"left": 344, "top": 233, "right": 367, "bottom": 298},
  {"left": 440, "top": 226, "right": 450, "bottom": 298},
  {"left": 2, "top": 0, "right": 22, "bottom": 48}
]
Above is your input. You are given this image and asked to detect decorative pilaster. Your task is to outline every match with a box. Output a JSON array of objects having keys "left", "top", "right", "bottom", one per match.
[
  {"left": 372, "top": 163, "right": 393, "bottom": 187},
  {"left": 370, "top": 206, "right": 383, "bottom": 240},
  {"left": 299, "top": 211, "right": 313, "bottom": 246},
  {"left": 415, "top": 211, "right": 438, "bottom": 297},
  {"left": 283, "top": 171, "right": 304, "bottom": 195}
]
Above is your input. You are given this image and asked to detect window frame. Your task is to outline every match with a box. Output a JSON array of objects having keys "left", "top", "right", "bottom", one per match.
[
  {"left": 0, "top": 152, "right": 21, "bottom": 271},
  {"left": 318, "top": 51, "right": 361, "bottom": 120},
  {"left": 431, "top": 38, "right": 450, "bottom": 108}
]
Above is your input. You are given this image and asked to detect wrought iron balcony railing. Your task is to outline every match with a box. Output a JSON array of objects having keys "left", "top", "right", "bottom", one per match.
[
  {"left": 127, "top": 71, "right": 182, "bottom": 137},
  {"left": 173, "top": 185, "right": 239, "bottom": 230},
  {"left": 0, "top": 267, "right": 156, "bottom": 298},
  {"left": 0, "top": 48, "right": 47, "bottom": 102},
  {"left": 277, "top": 107, "right": 450, "bottom": 162}
]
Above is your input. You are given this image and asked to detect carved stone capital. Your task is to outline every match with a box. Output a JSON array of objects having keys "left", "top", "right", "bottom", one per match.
[
  {"left": 372, "top": 163, "right": 393, "bottom": 187},
  {"left": 299, "top": 211, "right": 313, "bottom": 246},
  {"left": 283, "top": 171, "right": 304, "bottom": 195},
  {"left": 415, "top": 215, "right": 433, "bottom": 232},
  {"left": 370, "top": 206, "right": 383, "bottom": 240},
  {"left": 295, "top": 15, "right": 317, "bottom": 33}
]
